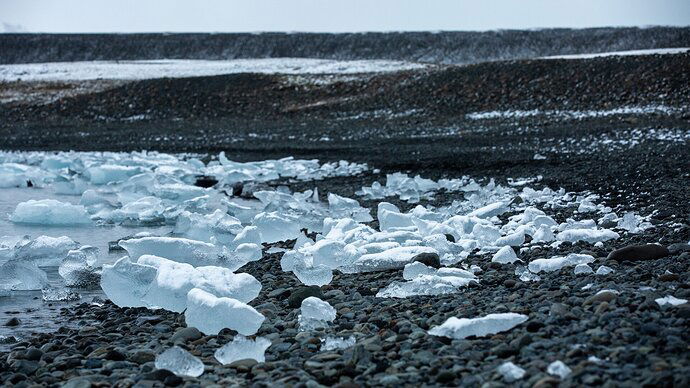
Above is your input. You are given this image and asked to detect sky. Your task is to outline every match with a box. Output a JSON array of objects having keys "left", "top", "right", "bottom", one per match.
[{"left": 1, "top": 0, "right": 689, "bottom": 33}]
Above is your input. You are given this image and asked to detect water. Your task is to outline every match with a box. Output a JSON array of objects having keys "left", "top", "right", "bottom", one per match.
[{"left": 0, "top": 186, "right": 171, "bottom": 349}]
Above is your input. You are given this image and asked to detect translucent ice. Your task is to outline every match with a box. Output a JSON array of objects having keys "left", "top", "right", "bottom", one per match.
[
  {"left": 492, "top": 246, "right": 520, "bottom": 264},
  {"left": 428, "top": 313, "right": 528, "bottom": 339},
  {"left": 468, "top": 201, "right": 508, "bottom": 219},
  {"left": 495, "top": 231, "right": 525, "bottom": 247},
  {"left": 547, "top": 360, "right": 572, "bottom": 379},
  {"left": 100, "top": 256, "right": 157, "bottom": 308},
  {"left": 573, "top": 263, "right": 594, "bottom": 275},
  {"left": 59, "top": 246, "right": 101, "bottom": 288},
  {"left": 120, "top": 237, "right": 225, "bottom": 267},
  {"left": 86, "top": 164, "right": 144, "bottom": 185},
  {"left": 557, "top": 229, "right": 619, "bottom": 244},
  {"left": 138, "top": 255, "right": 261, "bottom": 312},
  {"left": 321, "top": 336, "right": 356, "bottom": 351},
  {"left": 472, "top": 224, "right": 501, "bottom": 245},
  {"left": 185, "top": 288, "right": 265, "bottom": 335},
  {"left": 497, "top": 362, "right": 526, "bottom": 383},
  {"left": 596, "top": 265, "right": 614, "bottom": 276},
  {"left": 10, "top": 199, "right": 91, "bottom": 225},
  {"left": 252, "top": 212, "right": 302, "bottom": 243},
  {"left": 14, "top": 235, "right": 80, "bottom": 266},
  {"left": 376, "top": 273, "right": 476, "bottom": 298},
  {"left": 350, "top": 246, "right": 438, "bottom": 273},
  {"left": 214, "top": 335, "right": 271, "bottom": 365},
  {"left": 298, "top": 297, "right": 336, "bottom": 331},
  {"left": 0, "top": 260, "right": 48, "bottom": 293},
  {"left": 155, "top": 346, "right": 204, "bottom": 377},
  {"left": 402, "top": 261, "right": 437, "bottom": 280},
  {"left": 529, "top": 254, "right": 595, "bottom": 273},
  {"left": 41, "top": 288, "right": 80, "bottom": 302},
  {"left": 655, "top": 295, "right": 688, "bottom": 306}
]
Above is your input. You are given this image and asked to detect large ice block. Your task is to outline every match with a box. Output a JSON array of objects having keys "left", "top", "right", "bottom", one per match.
[{"left": 185, "top": 288, "right": 265, "bottom": 335}]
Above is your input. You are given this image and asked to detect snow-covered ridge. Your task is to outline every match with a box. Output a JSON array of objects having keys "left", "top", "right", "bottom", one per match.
[
  {"left": 540, "top": 47, "right": 689, "bottom": 60},
  {"left": 0, "top": 58, "right": 431, "bottom": 82}
]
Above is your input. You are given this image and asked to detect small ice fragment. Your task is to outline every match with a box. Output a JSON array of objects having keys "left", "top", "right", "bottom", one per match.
[
  {"left": 468, "top": 202, "right": 508, "bottom": 219},
  {"left": 402, "top": 261, "right": 436, "bottom": 280},
  {"left": 298, "top": 297, "right": 336, "bottom": 331},
  {"left": 59, "top": 246, "right": 101, "bottom": 288},
  {"left": 214, "top": 335, "right": 271, "bottom": 365},
  {"left": 492, "top": 246, "right": 520, "bottom": 264},
  {"left": 428, "top": 313, "right": 528, "bottom": 339},
  {"left": 14, "top": 235, "right": 80, "bottom": 266},
  {"left": 0, "top": 260, "right": 48, "bottom": 293},
  {"left": 120, "top": 237, "right": 224, "bottom": 267},
  {"left": 547, "top": 360, "right": 572, "bottom": 379},
  {"left": 497, "top": 361, "right": 526, "bottom": 383},
  {"left": 185, "top": 288, "right": 265, "bottom": 335},
  {"left": 10, "top": 199, "right": 91, "bottom": 226},
  {"left": 528, "top": 254, "right": 595, "bottom": 273},
  {"left": 515, "top": 265, "right": 541, "bottom": 282},
  {"left": 495, "top": 231, "right": 525, "bottom": 247},
  {"left": 321, "top": 336, "right": 356, "bottom": 351},
  {"left": 617, "top": 212, "right": 639, "bottom": 232},
  {"left": 595, "top": 266, "right": 614, "bottom": 276},
  {"left": 100, "top": 257, "right": 157, "bottom": 308},
  {"left": 574, "top": 263, "right": 594, "bottom": 275},
  {"left": 41, "top": 288, "right": 80, "bottom": 302},
  {"left": 556, "top": 229, "right": 619, "bottom": 244},
  {"left": 588, "top": 356, "right": 604, "bottom": 364},
  {"left": 581, "top": 283, "right": 594, "bottom": 290},
  {"left": 655, "top": 295, "right": 688, "bottom": 306},
  {"left": 350, "top": 246, "right": 438, "bottom": 272},
  {"left": 292, "top": 264, "right": 333, "bottom": 287},
  {"left": 469, "top": 264, "right": 482, "bottom": 274},
  {"left": 155, "top": 346, "right": 204, "bottom": 377}
]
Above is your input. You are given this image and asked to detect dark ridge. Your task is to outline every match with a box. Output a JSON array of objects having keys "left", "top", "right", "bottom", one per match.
[{"left": 1, "top": 26, "right": 689, "bottom": 64}]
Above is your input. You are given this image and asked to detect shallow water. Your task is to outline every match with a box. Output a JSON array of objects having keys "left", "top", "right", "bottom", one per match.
[{"left": 0, "top": 186, "right": 171, "bottom": 349}]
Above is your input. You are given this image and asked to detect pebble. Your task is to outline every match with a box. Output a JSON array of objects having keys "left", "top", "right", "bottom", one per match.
[
  {"left": 170, "top": 327, "right": 202, "bottom": 343},
  {"left": 607, "top": 244, "right": 670, "bottom": 261},
  {"left": 411, "top": 252, "right": 441, "bottom": 268}
]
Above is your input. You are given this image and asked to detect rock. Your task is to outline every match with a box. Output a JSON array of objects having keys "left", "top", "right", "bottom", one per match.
[
  {"left": 5, "top": 317, "right": 21, "bottom": 326},
  {"left": 104, "top": 349, "right": 126, "bottom": 361},
  {"left": 24, "top": 348, "right": 43, "bottom": 361},
  {"left": 170, "top": 327, "right": 202, "bottom": 343},
  {"left": 676, "top": 305, "right": 690, "bottom": 319},
  {"left": 533, "top": 376, "right": 561, "bottom": 387},
  {"left": 129, "top": 350, "right": 156, "bottom": 364},
  {"left": 288, "top": 286, "right": 324, "bottom": 308},
  {"left": 62, "top": 377, "right": 92, "bottom": 388},
  {"left": 411, "top": 252, "right": 441, "bottom": 268},
  {"left": 140, "top": 369, "right": 177, "bottom": 382},
  {"left": 194, "top": 175, "right": 218, "bottom": 188},
  {"left": 436, "top": 371, "right": 456, "bottom": 383},
  {"left": 503, "top": 279, "right": 516, "bottom": 288},
  {"left": 229, "top": 358, "right": 259, "bottom": 369},
  {"left": 667, "top": 243, "right": 690, "bottom": 254},
  {"left": 526, "top": 321, "right": 544, "bottom": 332},
  {"left": 10, "top": 360, "right": 38, "bottom": 375},
  {"left": 584, "top": 290, "right": 618, "bottom": 305},
  {"left": 444, "top": 234, "right": 456, "bottom": 243},
  {"left": 607, "top": 244, "right": 669, "bottom": 261},
  {"left": 658, "top": 273, "right": 680, "bottom": 282}
]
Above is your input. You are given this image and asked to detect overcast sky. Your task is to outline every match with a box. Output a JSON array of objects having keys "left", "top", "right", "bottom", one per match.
[{"left": 1, "top": 0, "right": 689, "bottom": 33}]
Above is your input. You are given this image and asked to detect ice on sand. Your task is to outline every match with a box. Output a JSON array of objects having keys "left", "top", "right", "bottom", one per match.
[
  {"left": 321, "top": 336, "right": 356, "bottom": 351},
  {"left": 655, "top": 295, "right": 688, "bottom": 306},
  {"left": 59, "top": 246, "right": 101, "bottom": 288},
  {"left": 185, "top": 288, "right": 265, "bottom": 335},
  {"left": 13, "top": 235, "right": 80, "bottom": 266},
  {"left": 428, "top": 313, "right": 528, "bottom": 339},
  {"left": 547, "top": 360, "right": 572, "bottom": 379},
  {"left": 138, "top": 255, "right": 261, "bottom": 312},
  {"left": 528, "top": 253, "right": 595, "bottom": 273},
  {"left": 100, "top": 257, "right": 157, "bottom": 308},
  {"left": 214, "top": 335, "right": 271, "bottom": 364},
  {"left": 155, "top": 346, "right": 204, "bottom": 377},
  {"left": 298, "top": 297, "right": 337, "bottom": 331},
  {"left": 10, "top": 199, "right": 91, "bottom": 225},
  {"left": 492, "top": 246, "right": 520, "bottom": 264},
  {"left": 497, "top": 362, "right": 526, "bottom": 383},
  {"left": 0, "top": 260, "right": 48, "bottom": 293},
  {"left": 120, "top": 237, "right": 225, "bottom": 267}
]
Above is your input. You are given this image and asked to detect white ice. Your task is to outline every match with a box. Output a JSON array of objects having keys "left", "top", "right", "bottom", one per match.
[
  {"left": 497, "top": 361, "right": 526, "bottom": 383},
  {"left": 100, "top": 256, "right": 157, "bottom": 308},
  {"left": 13, "top": 235, "right": 80, "bottom": 266},
  {"left": 214, "top": 335, "right": 272, "bottom": 365},
  {"left": 155, "top": 346, "right": 204, "bottom": 377},
  {"left": 655, "top": 296, "right": 688, "bottom": 306},
  {"left": 185, "top": 288, "right": 265, "bottom": 335},
  {"left": 10, "top": 199, "right": 91, "bottom": 226},
  {"left": 0, "top": 260, "right": 48, "bottom": 294},
  {"left": 428, "top": 313, "right": 528, "bottom": 339},
  {"left": 529, "top": 254, "right": 595, "bottom": 273},
  {"left": 321, "top": 336, "right": 356, "bottom": 351},
  {"left": 547, "top": 360, "right": 572, "bottom": 379},
  {"left": 492, "top": 246, "right": 520, "bottom": 264},
  {"left": 120, "top": 237, "right": 227, "bottom": 268},
  {"left": 298, "top": 297, "right": 337, "bottom": 331}
]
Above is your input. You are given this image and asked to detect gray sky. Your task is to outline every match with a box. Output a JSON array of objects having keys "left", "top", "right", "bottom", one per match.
[{"left": 1, "top": 0, "right": 689, "bottom": 33}]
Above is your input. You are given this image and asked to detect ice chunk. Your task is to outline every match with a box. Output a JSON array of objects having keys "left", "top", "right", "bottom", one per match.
[
  {"left": 492, "top": 246, "right": 520, "bottom": 264},
  {"left": 495, "top": 231, "right": 525, "bottom": 247},
  {"left": 428, "top": 313, "right": 528, "bottom": 339},
  {"left": 293, "top": 264, "right": 333, "bottom": 287},
  {"left": 376, "top": 273, "right": 476, "bottom": 298},
  {"left": 59, "top": 246, "right": 101, "bottom": 288},
  {"left": 532, "top": 226, "right": 555, "bottom": 242},
  {"left": 515, "top": 265, "right": 541, "bottom": 282},
  {"left": 10, "top": 199, "right": 91, "bottom": 225},
  {"left": 100, "top": 256, "right": 157, "bottom": 308},
  {"left": 402, "top": 262, "right": 437, "bottom": 280},
  {"left": 174, "top": 210, "right": 242, "bottom": 244},
  {"left": 214, "top": 335, "right": 271, "bottom": 365},
  {"left": 378, "top": 208, "right": 415, "bottom": 231},
  {"left": 0, "top": 260, "right": 48, "bottom": 293},
  {"left": 497, "top": 361, "right": 526, "bottom": 383},
  {"left": 349, "top": 246, "right": 438, "bottom": 272},
  {"left": 185, "top": 288, "right": 265, "bottom": 335},
  {"left": 617, "top": 212, "right": 639, "bottom": 231},
  {"left": 472, "top": 224, "right": 501, "bottom": 245},
  {"left": 41, "top": 288, "right": 80, "bottom": 302},
  {"left": 573, "top": 263, "right": 594, "bottom": 275},
  {"left": 528, "top": 254, "right": 595, "bottom": 273},
  {"left": 655, "top": 295, "right": 688, "bottom": 306},
  {"left": 595, "top": 265, "right": 614, "bottom": 275},
  {"left": 14, "top": 235, "right": 80, "bottom": 266},
  {"left": 120, "top": 237, "right": 225, "bottom": 267},
  {"left": 86, "top": 164, "right": 144, "bottom": 185},
  {"left": 0, "top": 235, "right": 30, "bottom": 263},
  {"left": 298, "top": 297, "right": 336, "bottom": 331},
  {"left": 557, "top": 229, "right": 619, "bottom": 243},
  {"left": 468, "top": 202, "right": 508, "bottom": 219},
  {"left": 253, "top": 212, "right": 301, "bottom": 243},
  {"left": 547, "top": 360, "right": 572, "bottom": 379},
  {"left": 328, "top": 193, "right": 373, "bottom": 222},
  {"left": 138, "top": 255, "right": 261, "bottom": 312},
  {"left": 155, "top": 346, "right": 204, "bottom": 377},
  {"left": 321, "top": 336, "right": 356, "bottom": 351}
]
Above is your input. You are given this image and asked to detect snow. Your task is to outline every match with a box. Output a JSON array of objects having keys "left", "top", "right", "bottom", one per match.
[
  {"left": 0, "top": 58, "right": 430, "bottom": 82},
  {"left": 428, "top": 313, "right": 528, "bottom": 339},
  {"left": 185, "top": 288, "right": 265, "bottom": 336},
  {"left": 497, "top": 361, "right": 526, "bottom": 383},
  {"left": 10, "top": 199, "right": 91, "bottom": 226},
  {"left": 655, "top": 295, "right": 688, "bottom": 306},
  {"left": 541, "top": 47, "right": 690, "bottom": 60},
  {"left": 547, "top": 360, "right": 572, "bottom": 379},
  {"left": 214, "top": 335, "right": 271, "bottom": 365},
  {"left": 298, "top": 297, "right": 337, "bottom": 331},
  {"left": 155, "top": 346, "right": 204, "bottom": 377}
]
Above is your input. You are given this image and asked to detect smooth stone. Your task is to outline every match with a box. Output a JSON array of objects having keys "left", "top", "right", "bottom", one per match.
[
  {"left": 170, "top": 327, "right": 203, "bottom": 343},
  {"left": 5, "top": 317, "right": 21, "bottom": 327},
  {"left": 10, "top": 360, "right": 39, "bottom": 375},
  {"left": 62, "top": 377, "right": 92, "bottom": 388},
  {"left": 288, "top": 286, "right": 324, "bottom": 308},
  {"left": 607, "top": 244, "right": 669, "bottom": 261},
  {"left": 584, "top": 291, "right": 618, "bottom": 305},
  {"left": 412, "top": 252, "right": 441, "bottom": 268},
  {"left": 667, "top": 243, "right": 690, "bottom": 254},
  {"left": 24, "top": 348, "right": 43, "bottom": 361}
]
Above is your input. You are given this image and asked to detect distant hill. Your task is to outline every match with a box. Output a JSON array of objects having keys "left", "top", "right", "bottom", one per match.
[{"left": 1, "top": 26, "right": 689, "bottom": 65}]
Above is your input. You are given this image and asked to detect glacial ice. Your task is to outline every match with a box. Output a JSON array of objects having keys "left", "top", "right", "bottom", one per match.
[
  {"left": 155, "top": 346, "right": 205, "bottom": 377},
  {"left": 574, "top": 263, "right": 594, "bottom": 275},
  {"left": 41, "top": 288, "right": 80, "bottom": 302},
  {"left": 100, "top": 256, "right": 157, "bottom": 308},
  {"left": 428, "top": 313, "right": 528, "bottom": 339},
  {"left": 214, "top": 335, "right": 272, "bottom": 364},
  {"left": 557, "top": 229, "right": 619, "bottom": 243},
  {"left": 298, "top": 297, "right": 337, "bottom": 331},
  {"left": 119, "top": 237, "right": 226, "bottom": 267},
  {"left": 547, "top": 360, "right": 572, "bottom": 379},
  {"left": 655, "top": 295, "right": 688, "bottom": 306},
  {"left": 497, "top": 361, "right": 526, "bottom": 383},
  {"left": 185, "top": 288, "right": 265, "bottom": 335},
  {"left": 321, "top": 336, "right": 356, "bottom": 351},
  {"left": 492, "top": 246, "right": 520, "bottom": 264},
  {"left": 378, "top": 262, "right": 477, "bottom": 298},
  {"left": 252, "top": 212, "right": 302, "bottom": 243},
  {"left": 59, "top": 246, "right": 101, "bottom": 288},
  {"left": 86, "top": 164, "right": 144, "bottom": 185},
  {"left": 528, "top": 254, "right": 595, "bottom": 273},
  {"left": 13, "top": 235, "right": 80, "bottom": 266},
  {"left": 349, "top": 246, "right": 438, "bottom": 272},
  {"left": 138, "top": 255, "right": 261, "bottom": 312},
  {"left": 596, "top": 265, "right": 614, "bottom": 275},
  {"left": 0, "top": 260, "right": 48, "bottom": 293},
  {"left": 10, "top": 199, "right": 91, "bottom": 225}
]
